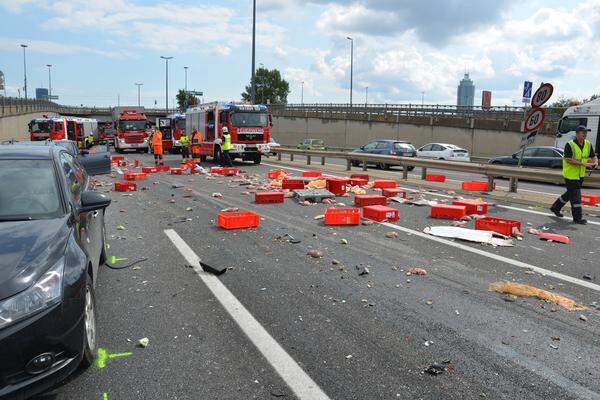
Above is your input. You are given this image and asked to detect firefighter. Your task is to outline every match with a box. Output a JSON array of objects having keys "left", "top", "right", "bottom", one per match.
[
  {"left": 550, "top": 125, "right": 598, "bottom": 224},
  {"left": 191, "top": 129, "right": 202, "bottom": 165},
  {"left": 221, "top": 126, "right": 233, "bottom": 167},
  {"left": 152, "top": 128, "right": 164, "bottom": 166},
  {"left": 85, "top": 134, "right": 94, "bottom": 149},
  {"left": 179, "top": 131, "right": 190, "bottom": 163}
]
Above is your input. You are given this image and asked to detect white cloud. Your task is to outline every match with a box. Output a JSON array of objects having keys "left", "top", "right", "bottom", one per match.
[
  {"left": 0, "top": 0, "right": 37, "bottom": 13},
  {"left": 0, "top": 37, "right": 126, "bottom": 58},
  {"left": 212, "top": 44, "right": 231, "bottom": 57}
]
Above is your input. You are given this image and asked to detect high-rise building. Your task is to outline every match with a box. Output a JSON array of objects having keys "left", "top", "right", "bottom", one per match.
[
  {"left": 36, "top": 88, "right": 49, "bottom": 100},
  {"left": 457, "top": 73, "right": 475, "bottom": 107}
]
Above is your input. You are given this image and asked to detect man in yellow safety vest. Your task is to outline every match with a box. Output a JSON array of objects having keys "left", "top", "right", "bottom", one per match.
[
  {"left": 220, "top": 126, "right": 233, "bottom": 167},
  {"left": 551, "top": 125, "right": 598, "bottom": 224}
]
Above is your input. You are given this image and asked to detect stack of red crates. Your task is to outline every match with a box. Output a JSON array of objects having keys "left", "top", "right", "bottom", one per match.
[{"left": 452, "top": 199, "right": 488, "bottom": 215}]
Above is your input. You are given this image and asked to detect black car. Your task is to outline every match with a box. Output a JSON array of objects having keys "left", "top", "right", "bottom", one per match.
[
  {"left": 351, "top": 139, "right": 416, "bottom": 170},
  {"left": 0, "top": 143, "right": 110, "bottom": 399},
  {"left": 488, "top": 146, "right": 564, "bottom": 169}
]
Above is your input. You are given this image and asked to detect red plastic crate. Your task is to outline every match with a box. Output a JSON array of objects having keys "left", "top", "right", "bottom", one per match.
[
  {"left": 582, "top": 193, "right": 600, "bottom": 206},
  {"left": 372, "top": 179, "right": 397, "bottom": 189},
  {"left": 354, "top": 194, "right": 388, "bottom": 207},
  {"left": 350, "top": 178, "right": 368, "bottom": 186},
  {"left": 114, "top": 181, "right": 137, "bottom": 192},
  {"left": 475, "top": 217, "right": 521, "bottom": 236},
  {"left": 302, "top": 171, "right": 322, "bottom": 178},
  {"left": 255, "top": 191, "right": 284, "bottom": 204},
  {"left": 158, "top": 165, "right": 171, "bottom": 172},
  {"left": 430, "top": 204, "right": 467, "bottom": 220},
  {"left": 282, "top": 178, "right": 305, "bottom": 190},
  {"left": 111, "top": 156, "right": 124, "bottom": 163},
  {"left": 362, "top": 205, "right": 399, "bottom": 222},
  {"left": 170, "top": 168, "right": 183, "bottom": 175},
  {"left": 211, "top": 167, "right": 240, "bottom": 176},
  {"left": 117, "top": 160, "right": 128, "bottom": 167},
  {"left": 462, "top": 181, "right": 495, "bottom": 191},
  {"left": 141, "top": 166, "right": 159, "bottom": 173},
  {"left": 324, "top": 208, "right": 360, "bottom": 225},
  {"left": 381, "top": 188, "right": 407, "bottom": 198},
  {"left": 123, "top": 172, "right": 148, "bottom": 181},
  {"left": 350, "top": 174, "right": 369, "bottom": 181},
  {"left": 426, "top": 173, "right": 446, "bottom": 183},
  {"left": 217, "top": 210, "right": 260, "bottom": 230},
  {"left": 452, "top": 199, "right": 488, "bottom": 215},
  {"left": 268, "top": 169, "right": 285, "bottom": 179},
  {"left": 326, "top": 177, "right": 348, "bottom": 196}
]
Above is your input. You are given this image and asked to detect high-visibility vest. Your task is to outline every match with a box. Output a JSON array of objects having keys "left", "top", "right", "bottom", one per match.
[
  {"left": 152, "top": 131, "right": 163, "bottom": 147},
  {"left": 192, "top": 132, "right": 201, "bottom": 145},
  {"left": 222, "top": 133, "right": 232, "bottom": 151},
  {"left": 563, "top": 139, "right": 591, "bottom": 179},
  {"left": 180, "top": 135, "right": 189, "bottom": 146}
]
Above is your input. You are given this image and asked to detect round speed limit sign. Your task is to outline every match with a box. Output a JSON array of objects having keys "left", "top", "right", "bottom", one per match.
[
  {"left": 524, "top": 108, "right": 545, "bottom": 132},
  {"left": 531, "top": 83, "right": 554, "bottom": 108}
]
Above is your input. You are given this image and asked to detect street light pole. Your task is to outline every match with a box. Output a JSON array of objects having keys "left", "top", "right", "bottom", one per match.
[
  {"left": 421, "top": 91, "right": 425, "bottom": 107},
  {"left": 160, "top": 56, "right": 173, "bottom": 114},
  {"left": 184, "top": 66, "right": 188, "bottom": 111},
  {"left": 135, "top": 83, "right": 143, "bottom": 107},
  {"left": 251, "top": 0, "right": 257, "bottom": 104},
  {"left": 346, "top": 37, "right": 353, "bottom": 107},
  {"left": 301, "top": 81, "right": 304, "bottom": 105},
  {"left": 46, "top": 64, "right": 52, "bottom": 100},
  {"left": 20, "top": 44, "right": 28, "bottom": 100},
  {"left": 365, "top": 86, "right": 368, "bottom": 106}
]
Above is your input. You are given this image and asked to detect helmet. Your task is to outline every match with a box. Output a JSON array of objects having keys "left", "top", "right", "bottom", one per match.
[{"left": 222, "top": 127, "right": 229, "bottom": 133}]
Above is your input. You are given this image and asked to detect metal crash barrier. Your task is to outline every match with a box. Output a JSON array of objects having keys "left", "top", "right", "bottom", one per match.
[{"left": 272, "top": 147, "right": 600, "bottom": 193}]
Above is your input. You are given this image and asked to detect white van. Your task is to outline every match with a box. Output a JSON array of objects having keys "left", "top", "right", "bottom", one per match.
[{"left": 555, "top": 98, "right": 600, "bottom": 152}]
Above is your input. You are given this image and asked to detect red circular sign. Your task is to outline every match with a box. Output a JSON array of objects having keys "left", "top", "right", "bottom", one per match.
[
  {"left": 531, "top": 83, "right": 554, "bottom": 108},
  {"left": 524, "top": 108, "right": 545, "bottom": 132}
]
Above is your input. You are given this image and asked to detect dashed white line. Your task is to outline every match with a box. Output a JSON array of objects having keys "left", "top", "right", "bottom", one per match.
[{"left": 164, "top": 229, "right": 331, "bottom": 400}]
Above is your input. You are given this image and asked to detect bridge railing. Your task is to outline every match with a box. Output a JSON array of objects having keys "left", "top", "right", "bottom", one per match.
[
  {"left": 271, "top": 147, "right": 600, "bottom": 193},
  {"left": 0, "top": 97, "right": 63, "bottom": 116},
  {"left": 269, "top": 103, "right": 566, "bottom": 122}
]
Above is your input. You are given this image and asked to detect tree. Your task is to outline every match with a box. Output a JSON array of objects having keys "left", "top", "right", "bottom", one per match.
[
  {"left": 241, "top": 67, "right": 290, "bottom": 104},
  {"left": 176, "top": 89, "right": 199, "bottom": 111},
  {"left": 548, "top": 96, "right": 579, "bottom": 108}
]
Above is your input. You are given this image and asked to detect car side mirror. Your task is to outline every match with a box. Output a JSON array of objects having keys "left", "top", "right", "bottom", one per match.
[
  {"left": 511, "top": 154, "right": 517, "bottom": 159},
  {"left": 360, "top": 146, "right": 365, "bottom": 150},
  {"left": 80, "top": 191, "right": 111, "bottom": 213}
]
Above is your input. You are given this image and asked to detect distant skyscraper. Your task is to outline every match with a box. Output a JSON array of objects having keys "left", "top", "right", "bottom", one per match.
[
  {"left": 457, "top": 73, "right": 475, "bottom": 107},
  {"left": 36, "top": 87, "right": 49, "bottom": 100}
]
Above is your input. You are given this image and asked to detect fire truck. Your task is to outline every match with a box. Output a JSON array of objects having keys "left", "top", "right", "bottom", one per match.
[
  {"left": 112, "top": 107, "right": 150, "bottom": 153},
  {"left": 29, "top": 116, "right": 66, "bottom": 141},
  {"left": 156, "top": 113, "right": 186, "bottom": 153},
  {"left": 98, "top": 121, "right": 116, "bottom": 144},
  {"left": 185, "top": 103, "right": 271, "bottom": 164}
]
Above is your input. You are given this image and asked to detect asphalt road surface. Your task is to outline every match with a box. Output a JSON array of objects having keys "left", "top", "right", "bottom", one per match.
[{"left": 40, "top": 151, "right": 600, "bottom": 400}]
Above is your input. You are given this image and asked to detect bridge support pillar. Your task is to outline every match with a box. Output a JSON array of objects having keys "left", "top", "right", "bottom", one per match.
[
  {"left": 487, "top": 176, "right": 495, "bottom": 192},
  {"left": 421, "top": 167, "right": 427, "bottom": 180},
  {"left": 346, "top": 159, "right": 351, "bottom": 171},
  {"left": 321, "top": 156, "right": 325, "bottom": 165},
  {"left": 362, "top": 161, "right": 367, "bottom": 171},
  {"left": 290, "top": 154, "right": 294, "bottom": 162},
  {"left": 307, "top": 155, "right": 311, "bottom": 165},
  {"left": 277, "top": 153, "right": 281, "bottom": 161},
  {"left": 509, "top": 177, "right": 518, "bottom": 193},
  {"left": 402, "top": 166, "right": 409, "bottom": 180}
]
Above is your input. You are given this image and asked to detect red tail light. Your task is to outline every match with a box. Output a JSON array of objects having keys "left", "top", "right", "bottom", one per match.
[{"left": 389, "top": 150, "right": 397, "bottom": 155}]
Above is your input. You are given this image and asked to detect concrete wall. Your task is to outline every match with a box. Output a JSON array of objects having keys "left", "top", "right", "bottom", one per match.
[
  {"left": 271, "top": 116, "right": 555, "bottom": 158},
  {"left": 0, "top": 111, "right": 58, "bottom": 142}
]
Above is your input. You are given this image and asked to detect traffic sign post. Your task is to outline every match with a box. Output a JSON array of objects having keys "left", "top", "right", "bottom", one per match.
[{"left": 522, "top": 81, "right": 532, "bottom": 102}]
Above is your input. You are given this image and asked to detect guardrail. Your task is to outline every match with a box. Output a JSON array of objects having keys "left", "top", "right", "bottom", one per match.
[
  {"left": 271, "top": 147, "right": 600, "bottom": 192},
  {"left": 269, "top": 103, "right": 566, "bottom": 122}
]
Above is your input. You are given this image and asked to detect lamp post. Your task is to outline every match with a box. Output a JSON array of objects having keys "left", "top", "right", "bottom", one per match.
[
  {"left": 20, "top": 44, "right": 28, "bottom": 100},
  {"left": 135, "top": 83, "right": 143, "bottom": 107},
  {"left": 301, "top": 81, "right": 304, "bottom": 105},
  {"left": 346, "top": 37, "right": 353, "bottom": 107},
  {"left": 421, "top": 91, "right": 425, "bottom": 107},
  {"left": 365, "top": 86, "right": 368, "bottom": 106},
  {"left": 46, "top": 64, "right": 52, "bottom": 100},
  {"left": 251, "top": 0, "right": 256, "bottom": 103},
  {"left": 184, "top": 66, "right": 188, "bottom": 110},
  {"left": 160, "top": 56, "right": 173, "bottom": 113}
]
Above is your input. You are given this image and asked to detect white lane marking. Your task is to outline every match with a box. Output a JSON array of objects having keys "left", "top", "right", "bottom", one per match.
[
  {"left": 164, "top": 229, "right": 331, "bottom": 400},
  {"left": 379, "top": 222, "right": 600, "bottom": 292},
  {"left": 263, "top": 162, "right": 600, "bottom": 224}
]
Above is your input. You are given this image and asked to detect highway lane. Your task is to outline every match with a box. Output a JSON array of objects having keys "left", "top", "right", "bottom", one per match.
[
  {"left": 278, "top": 155, "right": 600, "bottom": 196},
  {"left": 42, "top": 152, "right": 600, "bottom": 400}
]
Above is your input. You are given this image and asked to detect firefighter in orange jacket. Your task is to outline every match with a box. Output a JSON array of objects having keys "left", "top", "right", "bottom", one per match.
[
  {"left": 152, "top": 128, "right": 164, "bottom": 166},
  {"left": 191, "top": 129, "right": 202, "bottom": 164}
]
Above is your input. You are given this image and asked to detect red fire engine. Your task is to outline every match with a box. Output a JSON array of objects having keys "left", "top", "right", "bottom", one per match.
[
  {"left": 29, "top": 116, "right": 66, "bottom": 141},
  {"left": 112, "top": 107, "right": 150, "bottom": 153},
  {"left": 185, "top": 103, "right": 271, "bottom": 164}
]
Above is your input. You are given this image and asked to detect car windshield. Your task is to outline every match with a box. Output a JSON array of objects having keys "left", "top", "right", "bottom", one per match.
[
  {"left": 53, "top": 141, "right": 77, "bottom": 155},
  {"left": 395, "top": 143, "right": 415, "bottom": 151},
  {"left": 558, "top": 117, "right": 587, "bottom": 134},
  {"left": 230, "top": 112, "right": 267, "bottom": 127},
  {"left": 30, "top": 121, "right": 53, "bottom": 133},
  {"left": 0, "top": 159, "right": 62, "bottom": 220},
  {"left": 176, "top": 119, "right": 186, "bottom": 130},
  {"left": 118, "top": 120, "right": 147, "bottom": 131}
]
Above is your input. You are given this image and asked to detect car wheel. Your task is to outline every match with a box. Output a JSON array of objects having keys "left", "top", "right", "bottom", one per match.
[
  {"left": 253, "top": 154, "right": 262, "bottom": 164},
  {"left": 79, "top": 276, "right": 98, "bottom": 369}
]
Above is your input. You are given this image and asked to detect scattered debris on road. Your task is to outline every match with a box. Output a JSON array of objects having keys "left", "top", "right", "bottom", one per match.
[
  {"left": 406, "top": 268, "right": 427, "bottom": 276},
  {"left": 489, "top": 281, "right": 586, "bottom": 311},
  {"left": 424, "top": 226, "right": 513, "bottom": 247},
  {"left": 138, "top": 337, "right": 150, "bottom": 348},
  {"left": 307, "top": 249, "right": 324, "bottom": 258}
]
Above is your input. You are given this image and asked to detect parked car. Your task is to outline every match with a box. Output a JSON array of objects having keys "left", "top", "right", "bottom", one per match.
[
  {"left": 488, "top": 146, "right": 564, "bottom": 168},
  {"left": 268, "top": 136, "right": 281, "bottom": 156},
  {"left": 417, "top": 143, "right": 470, "bottom": 162},
  {"left": 350, "top": 139, "right": 416, "bottom": 170},
  {"left": 297, "top": 138, "right": 326, "bottom": 151},
  {"left": 0, "top": 143, "right": 110, "bottom": 399}
]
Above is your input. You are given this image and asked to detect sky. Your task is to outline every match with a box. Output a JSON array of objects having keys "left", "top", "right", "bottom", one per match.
[{"left": 1, "top": 0, "right": 600, "bottom": 108}]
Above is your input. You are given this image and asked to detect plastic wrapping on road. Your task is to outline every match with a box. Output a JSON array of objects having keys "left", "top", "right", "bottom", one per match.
[{"left": 424, "top": 226, "right": 514, "bottom": 246}]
